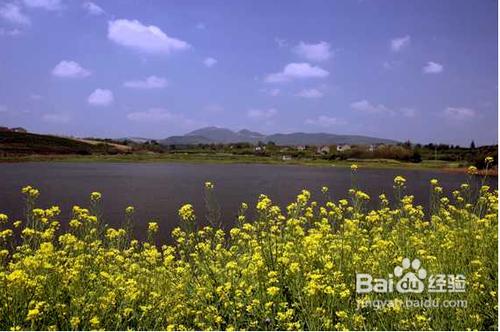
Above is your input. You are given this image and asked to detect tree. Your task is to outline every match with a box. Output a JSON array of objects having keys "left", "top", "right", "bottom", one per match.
[
  {"left": 410, "top": 149, "right": 422, "bottom": 163},
  {"left": 470, "top": 140, "right": 476, "bottom": 149}
]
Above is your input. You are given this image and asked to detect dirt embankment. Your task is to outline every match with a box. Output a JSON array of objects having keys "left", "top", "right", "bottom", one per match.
[{"left": 442, "top": 167, "right": 498, "bottom": 177}]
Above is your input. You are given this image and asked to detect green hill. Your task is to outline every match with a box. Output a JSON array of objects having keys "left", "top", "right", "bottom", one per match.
[{"left": 0, "top": 131, "right": 122, "bottom": 156}]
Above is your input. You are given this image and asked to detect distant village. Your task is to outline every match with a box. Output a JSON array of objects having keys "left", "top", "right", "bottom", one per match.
[
  {"left": 0, "top": 127, "right": 496, "bottom": 168},
  {"left": 254, "top": 143, "right": 365, "bottom": 161}
]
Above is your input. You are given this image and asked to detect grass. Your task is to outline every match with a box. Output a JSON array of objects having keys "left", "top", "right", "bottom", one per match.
[
  {"left": 0, "top": 164, "right": 497, "bottom": 330},
  {"left": 0, "top": 131, "right": 122, "bottom": 155}
]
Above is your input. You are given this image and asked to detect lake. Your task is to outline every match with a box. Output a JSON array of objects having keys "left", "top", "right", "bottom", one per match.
[{"left": 0, "top": 162, "right": 496, "bottom": 241}]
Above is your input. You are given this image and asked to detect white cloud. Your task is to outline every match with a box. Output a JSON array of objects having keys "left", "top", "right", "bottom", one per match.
[
  {"left": 351, "top": 100, "right": 418, "bottom": 117},
  {"left": 400, "top": 108, "right": 417, "bottom": 118},
  {"left": 390, "top": 35, "right": 410, "bottom": 52},
  {"left": 443, "top": 107, "right": 476, "bottom": 120},
  {"left": 22, "top": 0, "right": 62, "bottom": 11},
  {"left": 260, "top": 88, "right": 281, "bottom": 96},
  {"left": 51, "top": 60, "right": 91, "bottom": 78},
  {"left": 196, "top": 22, "right": 206, "bottom": 30},
  {"left": 123, "top": 76, "right": 168, "bottom": 89},
  {"left": 350, "top": 100, "right": 394, "bottom": 114},
  {"left": 127, "top": 108, "right": 173, "bottom": 122},
  {"left": 275, "top": 37, "right": 287, "bottom": 48},
  {"left": 0, "top": 27, "right": 22, "bottom": 36},
  {"left": 0, "top": 3, "right": 30, "bottom": 25},
  {"left": 127, "top": 108, "right": 197, "bottom": 128},
  {"left": 296, "top": 88, "right": 323, "bottom": 99},
  {"left": 269, "top": 89, "right": 280, "bottom": 96},
  {"left": 203, "top": 57, "right": 217, "bottom": 67},
  {"left": 82, "top": 2, "right": 104, "bottom": 15},
  {"left": 306, "top": 116, "right": 345, "bottom": 127},
  {"left": 42, "top": 113, "right": 70, "bottom": 123},
  {"left": 265, "top": 63, "right": 329, "bottom": 83},
  {"left": 87, "top": 89, "right": 114, "bottom": 106},
  {"left": 382, "top": 60, "right": 403, "bottom": 70},
  {"left": 423, "top": 61, "right": 443, "bottom": 74},
  {"left": 268, "top": 88, "right": 280, "bottom": 96},
  {"left": 293, "top": 41, "right": 332, "bottom": 62},
  {"left": 108, "top": 19, "right": 190, "bottom": 54},
  {"left": 247, "top": 108, "right": 277, "bottom": 119}
]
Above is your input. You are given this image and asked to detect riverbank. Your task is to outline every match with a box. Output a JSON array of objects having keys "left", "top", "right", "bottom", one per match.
[{"left": 0, "top": 153, "right": 496, "bottom": 175}]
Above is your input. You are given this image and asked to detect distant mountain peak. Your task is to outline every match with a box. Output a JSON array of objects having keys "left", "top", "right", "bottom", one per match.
[
  {"left": 238, "top": 129, "right": 263, "bottom": 137},
  {"left": 160, "top": 127, "right": 397, "bottom": 146},
  {"left": 186, "top": 126, "right": 234, "bottom": 136}
]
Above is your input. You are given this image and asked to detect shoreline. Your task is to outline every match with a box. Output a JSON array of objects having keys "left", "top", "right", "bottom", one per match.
[{"left": 0, "top": 153, "right": 497, "bottom": 175}]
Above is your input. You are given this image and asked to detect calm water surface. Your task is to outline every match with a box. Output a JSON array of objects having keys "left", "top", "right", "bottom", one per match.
[{"left": 0, "top": 162, "right": 496, "bottom": 240}]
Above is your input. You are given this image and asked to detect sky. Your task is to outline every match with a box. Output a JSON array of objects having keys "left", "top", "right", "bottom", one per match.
[{"left": 0, "top": 0, "right": 497, "bottom": 146}]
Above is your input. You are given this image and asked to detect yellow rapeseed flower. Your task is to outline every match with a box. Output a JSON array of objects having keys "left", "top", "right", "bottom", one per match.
[
  {"left": 148, "top": 222, "right": 159, "bottom": 233},
  {"left": 90, "top": 192, "right": 102, "bottom": 201},
  {"left": 89, "top": 316, "right": 100, "bottom": 328},
  {"left": 394, "top": 175, "right": 406, "bottom": 186},
  {"left": 179, "top": 204, "right": 195, "bottom": 221},
  {"left": 266, "top": 286, "right": 280, "bottom": 296},
  {"left": 1, "top": 174, "right": 498, "bottom": 330},
  {"left": 467, "top": 165, "right": 478, "bottom": 175},
  {"left": 26, "top": 308, "right": 40, "bottom": 321},
  {"left": 68, "top": 317, "right": 79, "bottom": 329}
]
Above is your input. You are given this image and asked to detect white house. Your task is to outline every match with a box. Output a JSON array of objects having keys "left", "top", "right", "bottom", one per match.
[
  {"left": 317, "top": 145, "right": 330, "bottom": 154},
  {"left": 336, "top": 144, "right": 351, "bottom": 152}
]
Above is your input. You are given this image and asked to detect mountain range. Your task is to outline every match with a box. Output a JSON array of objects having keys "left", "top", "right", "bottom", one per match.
[{"left": 159, "top": 127, "right": 397, "bottom": 146}]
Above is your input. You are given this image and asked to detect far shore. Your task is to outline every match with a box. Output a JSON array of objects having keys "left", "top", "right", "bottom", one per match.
[{"left": 0, "top": 153, "right": 497, "bottom": 176}]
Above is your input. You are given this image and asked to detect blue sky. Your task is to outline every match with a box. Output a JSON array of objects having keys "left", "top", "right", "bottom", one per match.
[{"left": 0, "top": 0, "right": 497, "bottom": 145}]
